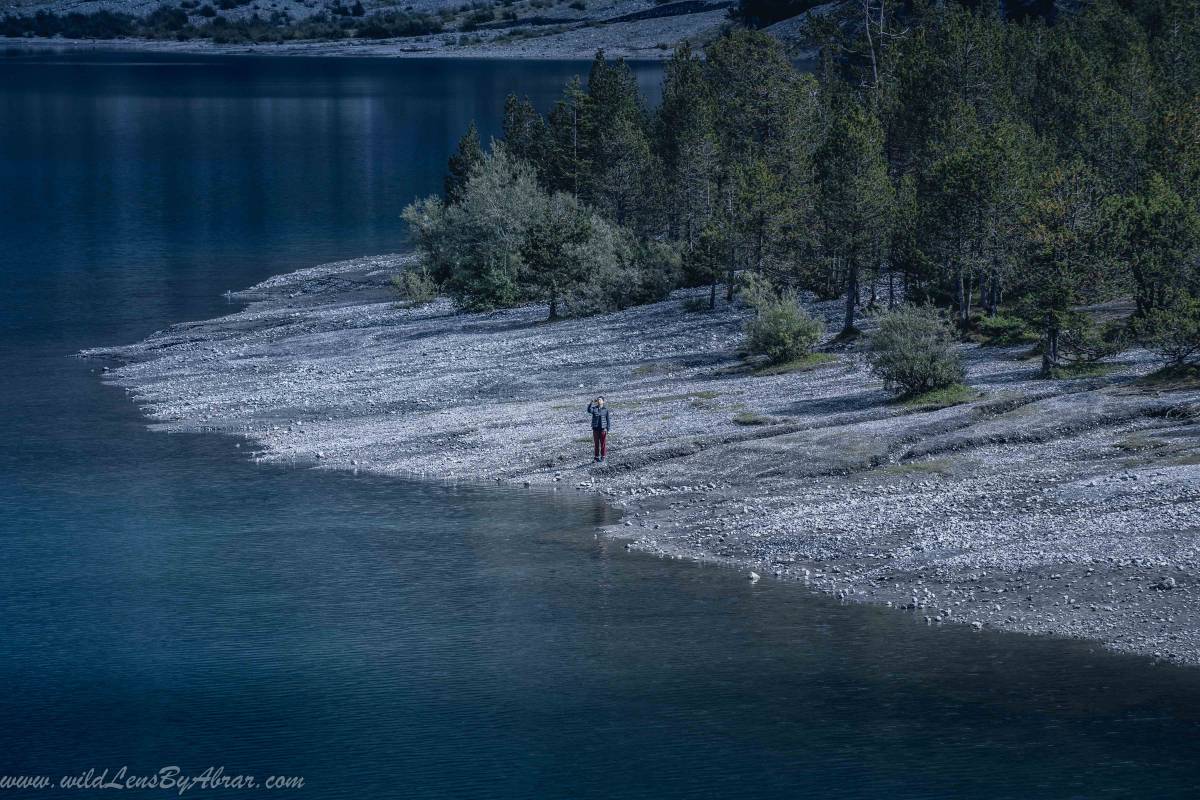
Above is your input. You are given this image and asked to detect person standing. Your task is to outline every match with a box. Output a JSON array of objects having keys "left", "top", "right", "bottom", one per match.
[{"left": 587, "top": 396, "right": 610, "bottom": 463}]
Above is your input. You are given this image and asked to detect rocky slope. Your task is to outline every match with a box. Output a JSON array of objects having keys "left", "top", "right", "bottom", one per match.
[
  {"left": 84, "top": 254, "right": 1200, "bottom": 664},
  {"left": 1, "top": 0, "right": 733, "bottom": 59}
]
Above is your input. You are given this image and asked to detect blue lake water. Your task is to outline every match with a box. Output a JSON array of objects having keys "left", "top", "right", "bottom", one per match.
[{"left": 1, "top": 48, "right": 1199, "bottom": 799}]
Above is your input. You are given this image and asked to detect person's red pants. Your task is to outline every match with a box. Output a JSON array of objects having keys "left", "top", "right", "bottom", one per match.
[{"left": 593, "top": 429, "right": 607, "bottom": 459}]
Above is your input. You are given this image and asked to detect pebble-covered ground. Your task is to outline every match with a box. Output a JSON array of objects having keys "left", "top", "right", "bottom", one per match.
[{"left": 84, "top": 254, "right": 1200, "bottom": 664}]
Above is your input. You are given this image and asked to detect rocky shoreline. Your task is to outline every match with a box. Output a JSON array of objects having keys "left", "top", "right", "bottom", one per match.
[{"left": 83, "top": 254, "right": 1200, "bottom": 664}]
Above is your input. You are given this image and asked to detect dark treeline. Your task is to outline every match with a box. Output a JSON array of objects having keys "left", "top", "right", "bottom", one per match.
[
  {"left": 0, "top": 5, "right": 443, "bottom": 44},
  {"left": 407, "top": 0, "right": 1200, "bottom": 377},
  {"left": 732, "top": 0, "right": 1061, "bottom": 28}
]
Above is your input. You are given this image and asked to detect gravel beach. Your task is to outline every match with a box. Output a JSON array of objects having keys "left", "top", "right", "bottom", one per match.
[{"left": 84, "top": 254, "right": 1200, "bottom": 664}]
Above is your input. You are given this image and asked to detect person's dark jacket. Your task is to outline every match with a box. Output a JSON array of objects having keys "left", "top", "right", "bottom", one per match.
[{"left": 587, "top": 403, "right": 611, "bottom": 431}]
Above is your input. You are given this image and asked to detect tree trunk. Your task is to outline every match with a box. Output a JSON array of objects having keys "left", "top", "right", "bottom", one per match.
[
  {"left": 1041, "top": 316, "right": 1059, "bottom": 377},
  {"left": 843, "top": 261, "right": 859, "bottom": 335},
  {"left": 863, "top": 0, "right": 879, "bottom": 89},
  {"left": 709, "top": 279, "right": 717, "bottom": 310},
  {"left": 572, "top": 109, "right": 580, "bottom": 196},
  {"left": 755, "top": 225, "right": 764, "bottom": 274},
  {"left": 548, "top": 285, "right": 559, "bottom": 321},
  {"left": 726, "top": 237, "right": 736, "bottom": 302},
  {"left": 955, "top": 265, "right": 966, "bottom": 328}
]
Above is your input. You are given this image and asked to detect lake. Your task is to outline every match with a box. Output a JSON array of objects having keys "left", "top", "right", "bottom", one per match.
[{"left": 1, "top": 48, "right": 1198, "bottom": 799}]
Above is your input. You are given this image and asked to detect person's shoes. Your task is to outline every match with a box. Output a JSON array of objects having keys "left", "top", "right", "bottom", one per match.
[{"left": 593, "top": 457, "right": 600, "bottom": 463}]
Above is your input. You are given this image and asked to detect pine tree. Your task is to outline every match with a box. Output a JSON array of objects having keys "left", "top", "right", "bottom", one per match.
[
  {"left": 1150, "top": 98, "right": 1200, "bottom": 213},
  {"left": 502, "top": 93, "right": 550, "bottom": 168},
  {"left": 703, "top": 30, "right": 819, "bottom": 293},
  {"left": 1018, "top": 160, "right": 1109, "bottom": 376},
  {"left": 705, "top": 29, "right": 804, "bottom": 166},
  {"left": 582, "top": 51, "right": 652, "bottom": 227},
  {"left": 546, "top": 76, "right": 590, "bottom": 196},
  {"left": 426, "top": 0, "right": 1200, "bottom": 340},
  {"left": 520, "top": 193, "right": 592, "bottom": 320},
  {"left": 816, "top": 99, "right": 894, "bottom": 336},
  {"left": 917, "top": 104, "right": 1037, "bottom": 326},
  {"left": 443, "top": 121, "right": 483, "bottom": 205},
  {"left": 732, "top": 158, "right": 789, "bottom": 278},
  {"left": 687, "top": 223, "right": 727, "bottom": 309},
  {"left": 1101, "top": 174, "right": 1200, "bottom": 317},
  {"left": 655, "top": 42, "right": 719, "bottom": 247}
]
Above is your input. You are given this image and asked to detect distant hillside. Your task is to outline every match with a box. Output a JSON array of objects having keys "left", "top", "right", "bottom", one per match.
[
  {"left": 0, "top": 0, "right": 1074, "bottom": 59},
  {"left": 0, "top": 0, "right": 738, "bottom": 58}
]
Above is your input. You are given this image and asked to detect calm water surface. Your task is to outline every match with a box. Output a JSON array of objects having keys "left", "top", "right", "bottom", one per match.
[{"left": 1, "top": 49, "right": 1198, "bottom": 799}]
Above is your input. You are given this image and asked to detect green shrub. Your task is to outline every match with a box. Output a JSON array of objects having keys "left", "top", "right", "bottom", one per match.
[
  {"left": 390, "top": 268, "right": 437, "bottom": 306},
  {"left": 901, "top": 383, "right": 976, "bottom": 409},
  {"left": 975, "top": 314, "right": 1035, "bottom": 346},
  {"left": 868, "top": 305, "right": 965, "bottom": 397},
  {"left": 357, "top": 11, "right": 442, "bottom": 37},
  {"left": 627, "top": 239, "right": 681, "bottom": 307},
  {"left": 1056, "top": 313, "right": 1127, "bottom": 366},
  {"left": 144, "top": 4, "right": 188, "bottom": 29},
  {"left": 16, "top": 9, "right": 139, "bottom": 37},
  {"left": 1048, "top": 362, "right": 1115, "bottom": 380},
  {"left": 741, "top": 277, "right": 824, "bottom": 365},
  {"left": 1133, "top": 297, "right": 1200, "bottom": 367},
  {"left": 752, "top": 352, "right": 835, "bottom": 375},
  {"left": 459, "top": 7, "right": 493, "bottom": 30},
  {"left": 404, "top": 145, "right": 678, "bottom": 319},
  {"left": 1137, "top": 363, "right": 1200, "bottom": 390}
]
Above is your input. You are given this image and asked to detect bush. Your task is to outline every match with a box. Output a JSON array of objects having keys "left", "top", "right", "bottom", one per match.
[
  {"left": 550, "top": 216, "right": 675, "bottom": 317},
  {"left": 403, "top": 144, "right": 680, "bottom": 319},
  {"left": 730, "top": 0, "right": 827, "bottom": 28},
  {"left": 356, "top": 10, "right": 442, "bottom": 37},
  {"left": 459, "top": 7, "right": 493, "bottom": 30},
  {"left": 1134, "top": 298, "right": 1200, "bottom": 367},
  {"left": 1056, "top": 314, "right": 1127, "bottom": 366},
  {"left": 390, "top": 267, "right": 437, "bottom": 306},
  {"left": 868, "top": 305, "right": 965, "bottom": 397},
  {"left": 902, "top": 383, "right": 976, "bottom": 409},
  {"left": 975, "top": 314, "right": 1035, "bottom": 346},
  {"left": 144, "top": 4, "right": 189, "bottom": 31},
  {"left": 753, "top": 352, "right": 835, "bottom": 375},
  {"left": 1, "top": 4, "right": 370, "bottom": 39},
  {"left": 624, "top": 239, "right": 680, "bottom": 308},
  {"left": 741, "top": 275, "right": 824, "bottom": 365},
  {"left": 403, "top": 145, "right": 543, "bottom": 312}
]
